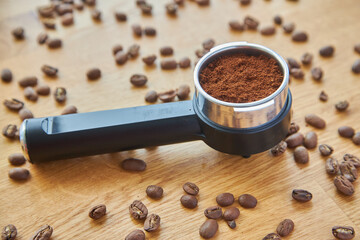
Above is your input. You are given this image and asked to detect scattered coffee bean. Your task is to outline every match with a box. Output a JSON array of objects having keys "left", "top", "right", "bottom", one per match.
[
  {"left": 19, "top": 76, "right": 38, "bottom": 87},
  {"left": 355, "top": 44, "right": 360, "bottom": 54},
  {"left": 41, "top": 65, "right": 58, "bottom": 77},
  {"left": 180, "top": 195, "right": 198, "bottom": 209},
  {"left": 8, "top": 153, "right": 26, "bottom": 166},
  {"left": 86, "top": 68, "right": 101, "bottom": 80},
  {"left": 202, "top": 38, "right": 215, "bottom": 50},
  {"left": 166, "top": 3, "right": 178, "bottom": 15},
  {"left": 24, "top": 87, "right": 38, "bottom": 102},
  {"left": 161, "top": 59, "right": 177, "bottom": 70},
  {"left": 91, "top": 9, "right": 102, "bottom": 21},
  {"left": 47, "top": 38, "right": 62, "bottom": 49},
  {"left": 31, "top": 225, "right": 53, "bottom": 240},
  {"left": 43, "top": 22, "right": 56, "bottom": 30},
  {"left": 115, "top": 51, "right": 128, "bottom": 65},
  {"left": 216, "top": 193, "right": 234, "bottom": 207},
  {"left": 311, "top": 67, "right": 323, "bottom": 81},
  {"left": 283, "top": 22, "right": 295, "bottom": 33},
  {"left": 238, "top": 194, "right": 257, "bottom": 208},
  {"left": 229, "top": 20, "right": 245, "bottom": 31},
  {"left": 132, "top": 24, "right": 143, "bottom": 37},
  {"left": 263, "top": 233, "right": 281, "bottom": 240},
  {"left": 319, "top": 91, "right": 328, "bottom": 101},
  {"left": 115, "top": 11, "right": 127, "bottom": 22},
  {"left": 1, "top": 68, "right": 12, "bottom": 83},
  {"left": 204, "top": 206, "right": 222, "bottom": 219},
  {"left": 61, "top": 105, "right": 77, "bottom": 115},
  {"left": 129, "top": 200, "right": 148, "bottom": 220},
  {"left": 128, "top": 44, "right": 140, "bottom": 59},
  {"left": 290, "top": 68, "right": 304, "bottom": 79},
  {"left": 334, "top": 175, "right": 355, "bottom": 196},
  {"left": 179, "top": 57, "right": 191, "bottom": 68},
  {"left": 125, "top": 229, "right": 145, "bottom": 240},
  {"left": 240, "top": 0, "right": 251, "bottom": 5},
  {"left": 288, "top": 122, "right": 300, "bottom": 135},
  {"left": 54, "top": 87, "right": 67, "bottom": 103},
  {"left": 130, "top": 74, "right": 147, "bottom": 87},
  {"left": 3, "top": 98, "right": 24, "bottom": 111},
  {"left": 174, "top": 0, "right": 184, "bottom": 5},
  {"left": 338, "top": 126, "right": 355, "bottom": 138},
  {"left": 2, "top": 124, "right": 17, "bottom": 139},
  {"left": 84, "top": 0, "right": 96, "bottom": 6},
  {"left": 38, "top": 5, "right": 55, "bottom": 18},
  {"left": 160, "top": 46, "right": 174, "bottom": 56},
  {"left": 344, "top": 154, "right": 360, "bottom": 168},
  {"left": 61, "top": 13, "right": 74, "bottom": 26},
  {"left": 37, "top": 32, "right": 48, "bottom": 45},
  {"left": 305, "top": 114, "right": 326, "bottom": 129},
  {"left": 277, "top": 219, "right": 294, "bottom": 237},
  {"left": 332, "top": 226, "right": 355, "bottom": 240},
  {"left": 19, "top": 108, "right": 34, "bottom": 121},
  {"left": 335, "top": 100, "right": 349, "bottom": 112},
  {"left": 271, "top": 140, "right": 287, "bottom": 156},
  {"left": 57, "top": 4, "right": 73, "bottom": 15},
  {"left": 223, "top": 207, "right": 240, "bottom": 221},
  {"left": 199, "top": 219, "right": 218, "bottom": 239},
  {"left": 292, "top": 189, "right": 312, "bottom": 202},
  {"left": 292, "top": 31, "right": 308, "bottom": 42},
  {"left": 146, "top": 185, "right": 163, "bottom": 199},
  {"left": 136, "top": 0, "right": 146, "bottom": 6},
  {"left": 12, "top": 27, "right": 24, "bottom": 40},
  {"left": 274, "top": 15, "right": 282, "bottom": 25},
  {"left": 304, "top": 131, "right": 317, "bottom": 149},
  {"left": 74, "top": 1, "right": 84, "bottom": 10},
  {"left": 195, "top": 49, "right": 208, "bottom": 58},
  {"left": 183, "top": 182, "right": 199, "bottom": 195},
  {"left": 287, "top": 58, "right": 301, "bottom": 70},
  {"left": 285, "top": 132, "right": 304, "bottom": 148},
  {"left": 340, "top": 161, "right": 357, "bottom": 182},
  {"left": 319, "top": 45, "right": 335, "bottom": 57},
  {"left": 1, "top": 224, "right": 17, "bottom": 240},
  {"left": 353, "top": 132, "right": 360, "bottom": 145},
  {"left": 140, "top": 2, "right": 152, "bottom": 14},
  {"left": 142, "top": 54, "right": 157, "bottom": 65},
  {"left": 301, "top": 52, "right": 313, "bottom": 65},
  {"left": 244, "top": 16, "right": 259, "bottom": 30},
  {"left": 260, "top": 26, "right": 276, "bottom": 35},
  {"left": 8, "top": 168, "right": 30, "bottom": 181},
  {"left": 144, "top": 27, "right": 156, "bottom": 36},
  {"left": 326, "top": 157, "right": 339, "bottom": 175},
  {"left": 144, "top": 214, "right": 160, "bottom": 232},
  {"left": 89, "top": 204, "right": 106, "bottom": 220},
  {"left": 227, "top": 220, "right": 236, "bottom": 229},
  {"left": 121, "top": 158, "right": 146, "bottom": 171},
  {"left": 145, "top": 90, "right": 158, "bottom": 103},
  {"left": 36, "top": 84, "right": 51, "bottom": 96},
  {"left": 112, "top": 45, "right": 123, "bottom": 55},
  {"left": 319, "top": 144, "right": 334, "bottom": 156},
  {"left": 196, "top": 0, "right": 210, "bottom": 6},
  {"left": 177, "top": 84, "right": 190, "bottom": 100},
  {"left": 294, "top": 146, "right": 309, "bottom": 164}
]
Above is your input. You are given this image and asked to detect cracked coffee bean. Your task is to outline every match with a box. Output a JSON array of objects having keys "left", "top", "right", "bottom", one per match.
[
  {"left": 283, "top": 22, "right": 295, "bottom": 33},
  {"left": 292, "top": 189, "right": 312, "bottom": 202},
  {"left": 177, "top": 84, "right": 190, "bottom": 100},
  {"left": 334, "top": 175, "right": 355, "bottom": 196},
  {"left": 121, "top": 158, "right": 146, "bottom": 171},
  {"left": 160, "top": 46, "right": 174, "bottom": 56},
  {"left": 343, "top": 154, "right": 360, "bottom": 168},
  {"left": 24, "top": 87, "right": 38, "bottom": 102},
  {"left": 115, "top": 51, "right": 128, "bottom": 65},
  {"left": 19, "top": 76, "right": 37, "bottom": 87},
  {"left": 353, "top": 132, "right": 360, "bottom": 145},
  {"left": 319, "top": 91, "right": 328, "bottom": 101},
  {"left": 288, "top": 122, "right": 300, "bottom": 135},
  {"left": 144, "top": 214, "right": 160, "bottom": 232},
  {"left": 115, "top": 11, "right": 127, "bottom": 22},
  {"left": 36, "top": 84, "right": 51, "bottom": 96},
  {"left": 31, "top": 225, "right": 53, "bottom": 240},
  {"left": 47, "top": 38, "right": 62, "bottom": 49},
  {"left": 244, "top": 16, "right": 259, "bottom": 30},
  {"left": 129, "top": 200, "right": 148, "bottom": 220},
  {"left": 125, "top": 229, "right": 145, "bottom": 240},
  {"left": 89, "top": 204, "right": 106, "bottom": 220},
  {"left": 61, "top": 105, "right": 77, "bottom": 115},
  {"left": 223, "top": 207, "right": 240, "bottom": 221},
  {"left": 130, "top": 74, "right": 147, "bottom": 87},
  {"left": 216, "top": 193, "right": 234, "bottom": 207},
  {"left": 229, "top": 20, "right": 245, "bottom": 31},
  {"left": 338, "top": 126, "right": 355, "bottom": 138},
  {"left": 305, "top": 114, "right": 326, "bottom": 129},
  {"left": 2, "top": 124, "right": 17, "bottom": 139},
  {"left": 3, "top": 99, "right": 24, "bottom": 111},
  {"left": 273, "top": 15, "right": 282, "bottom": 25},
  {"left": 161, "top": 59, "right": 177, "bottom": 70},
  {"left": 19, "top": 108, "right": 34, "bottom": 121},
  {"left": 202, "top": 38, "right": 215, "bottom": 50},
  {"left": 311, "top": 67, "right": 323, "bottom": 81},
  {"left": 180, "top": 195, "right": 198, "bottom": 209},
  {"left": 277, "top": 219, "right": 294, "bottom": 237},
  {"left": 128, "top": 44, "right": 140, "bottom": 59},
  {"left": 112, "top": 44, "right": 123, "bottom": 55},
  {"left": 304, "top": 131, "right": 317, "bottom": 149},
  {"left": 285, "top": 132, "right": 304, "bottom": 148},
  {"left": 146, "top": 185, "right": 163, "bottom": 199},
  {"left": 301, "top": 52, "right": 313, "bottom": 65},
  {"left": 319, "top": 144, "right": 334, "bottom": 156},
  {"left": 37, "top": 32, "right": 48, "bottom": 45},
  {"left": 227, "top": 220, "right": 236, "bottom": 229},
  {"left": 292, "top": 31, "right": 308, "bottom": 42},
  {"left": 260, "top": 26, "right": 276, "bottom": 35},
  {"left": 142, "top": 55, "right": 157, "bottom": 65},
  {"left": 204, "top": 206, "right": 222, "bottom": 219},
  {"left": 12, "top": 27, "right": 25, "bottom": 40},
  {"left": 340, "top": 161, "right": 357, "bottom": 182},
  {"left": 1, "top": 224, "right": 17, "bottom": 240},
  {"left": 290, "top": 68, "right": 304, "bottom": 79},
  {"left": 8, "top": 153, "right": 26, "bottom": 166},
  {"left": 1, "top": 68, "right": 12, "bottom": 83},
  {"left": 319, "top": 45, "right": 335, "bottom": 57},
  {"left": 326, "top": 157, "right": 339, "bottom": 175},
  {"left": 183, "top": 182, "right": 199, "bottom": 195},
  {"left": 294, "top": 146, "right": 309, "bottom": 164},
  {"left": 352, "top": 59, "right": 360, "bottom": 74},
  {"left": 54, "top": 87, "right": 67, "bottom": 103},
  {"left": 271, "top": 140, "right": 287, "bottom": 156},
  {"left": 41, "top": 65, "right": 58, "bottom": 77},
  {"left": 8, "top": 168, "right": 30, "bottom": 181},
  {"left": 199, "top": 219, "right": 218, "bottom": 239},
  {"left": 263, "top": 233, "right": 281, "bottom": 240},
  {"left": 179, "top": 57, "right": 191, "bottom": 68},
  {"left": 335, "top": 100, "right": 349, "bottom": 112},
  {"left": 238, "top": 194, "right": 257, "bottom": 208},
  {"left": 332, "top": 226, "right": 355, "bottom": 240},
  {"left": 144, "top": 27, "right": 156, "bottom": 36},
  {"left": 86, "top": 68, "right": 101, "bottom": 80},
  {"left": 145, "top": 90, "right": 158, "bottom": 103}
]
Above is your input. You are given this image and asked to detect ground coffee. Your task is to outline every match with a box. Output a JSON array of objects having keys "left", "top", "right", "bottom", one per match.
[{"left": 199, "top": 53, "right": 283, "bottom": 103}]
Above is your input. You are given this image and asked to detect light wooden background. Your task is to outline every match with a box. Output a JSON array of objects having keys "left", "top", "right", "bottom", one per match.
[{"left": 1, "top": 0, "right": 360, "bottom": 239}]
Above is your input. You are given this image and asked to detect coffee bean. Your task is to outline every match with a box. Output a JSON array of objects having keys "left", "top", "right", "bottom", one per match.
[
  {"left": 61, "top": 105, "right": 77, "bottom": 115},
  {"left": 160, "top": 46, "right": 174, "bottom": 56},
  {"left": 238, "top": 194, "right": 257, "bottom": 209},
  {"left": 287, "top": 58, "right": 301, "bottom": 70},
  {"left": 195, "top": 49, "right": 208, "bottom": 58},
  {"left": 140, "top": 2, "right": 152, "bottom": 15},
  {"left": 325, "top": 157, "right": 339, "bottom": 175},
  {"left": 3, "top": 98, "right": 24, "bottom": 111},
  {"left": 37, "top": 32, "right": 48, "bottom": 45},
  {"left": 36, "top": 84, "right": 51, "bottom": 96},
  {"left": 292, "top": 31, "right": 308, "bottom": 42},
  {"left": 8, "top": 153, "right": 26, "bottom": 166},
  {"left": 129, "top": 200, "right": 148, "bottom": 220},
  {"left": 146, "top": 185, "right": 163, "bottom": 199},
  {"left": 283, "top": 22, "right": 295, "bottom": 33},
  {"left": 144, "top": 214, "right": 160, "bottom": 232},
  {"left": 288, "top": 122, "right": 300, "bottom": 135},
  {"left": 353, "top": 132, "right": 360, "bottom": 145},
  {"left": 112, "top": 44, "right": 123, "bottom": 55},
  {"left": 294, "top": 146, "right": 309, "bottom": 164},
  {"left": 202, "top": 38, "right": 215, "bottom": 51},
  {"left": 61, "top": 13, "right": 74, "bottom": 26},
  {"left": 136, "top": 0, "right": 146, "bottom": 6},
  {"left": 177, "top": 84, "right": 190, "bottom": 100},
  {"left": 161, "top": 60, "right": 177, "bottom": 70},
  {"left": 199, "top": 219, "right": 218, "bottom": 239},
  {"left": 305, "top": 114, "right": 326, "bottom": 129},
  {"left": 24, "top": 87, "right": 38, "bottom": 102},
  {"left": 311, "top": 67, "right": 323, "bottom": 81},
  {"left": 179, "top": 57, "right": 191, "bottom": 68},
  {"left": 270, "top": 140, "right": 287, "bottom": 156},
  {"left": 145, "top": 90, "right": 158, "bottom": 103},
  {"left": 340, "top": 161, "right": 357, "bottom": 182},
  {"left": 19, "top": 76, "right": 38, "bottom": 87},
  {"left": 260, "top": 26, "right": 276, "bottom": 35},
  {"left": 338, "top": 126, "right": 355, "bottom": 138},
  {"left": 304, "top": 131, "right": 317, "bottom": 149},
  {"left": 196, "top": 0, "right": 210, "bottom": 6},
  {"left": 121, "top": 158, "right": 146, "bottom": 171},
  {"left": 273, "top": 15, "right": 282, "bottom": 25},
  {"left": 292, "top": 189, "right": 312, "bottom": 202},
  {"left": 44, "top": 21, "right": 55, "bottom": 28},
  {"left": 144, "top": 27, "right": 156, "bottom": 36},
  {"left": 57, "top": 4, "right": 73, "bottom": 15},
  {"left": 38, "top": 5, "right": 55, "bottom": 18},
  {"left": 244, "top": 16, "right": 259, "bottom": 30},
  {"left": 285, "top": 132, "right": 304, "bottom": 148},
  {"left": 74, "top": 2, "right": 84, "bottom": 10},
  {"left": 158, "top": 90, "right": 176, "bottom": 102},
  {"left": 290, "top": 68, "right": 304, "bottom": 79},
  {"left": 8, "top": 168, "right": 30, "bottom": 181},
  {"left": 319, "top": 45, "right": 335, "bottom": 57},
  {"left": 41, "top": 65, "right": 58, "bottom": 77},
  {"left": 204, "top": 206, "right": 222, "bottom": 219},
  {"left": 19, "top": 108, "right": 34, "bottom": 121},
  {"left": 115, "top": 51, "right": 128, "bottom": 65},
  {"left": 343, "top": 154, "right": 360, "bottom": 168},
  {"left": 130, "top": 74, "right": 147, "bottom": 87},
  {"left": 174, "top": 0, "right": 184, "bottom": 5},
  {"left": 229, "top": 20, "right": 245, "bottom": 31},
  {"left": 91, "top": 9, "right": 102, "bottom": 21},
  {"left": 180, "top": 195, "right": 198, "bottom": 209},
  {"left": 319, "top": 91, "right": 328, "bottom": 102},
  {"left": 142, "top": 55, "right": 157, "bottom": 65},
  {"left": 263, "top": 233, "right": 281, "bottom": 240},
  {"left": 115, "top": 11, "right": 127, "bottom": 21},
  {"left": 1, "top": 224, "right": 17, "bottom": 240},
  {"left": 227, "top": 220, "right": 236, "bottom": 229},
  {"left": 12, "top": 27, "right": 24, "bottom": 40},
  {"left": 216, "top": 193, "right": 234, "bottom": 207},
  {"left": 334, "top": 175, "right": 355, "bottom": 196},
  {"left": 276, "top": 219, "right": 294, "bottom": 237},
  {"left": 1, "top": 69, "right": 12, "bottom": 83},
  {"left": 335, "top": 100, "right": 349, "bottom": 112},
  {"left": 31, "top": 225, "right": 53, "bottom": 240},
  {"left": 355, "top": 44, "right": 360, "bottom": 54},
  {"left": 301, "top": 52, "right": 313, "bottom": 65},
  {"left": 240, "top": 0, "right": 251, "bottom": 5},
  {"left": 47, "top": 38, "right": 62, "bottom": 49},
  {"left": 319, "top": 144, "right": 334, "bottom": 156},
  {"left": 223, "top": 207, "right": 240, "bottom": 221},
  {"left": 128, "top": 44, "right": 140, "bottom": 59},
  {"left": 183, "top": 182, "right": 199, "bottom": 195},
  {"left": 125, "top": 229, "right": 145, "bottom": 240},
  {"left": 84, "top": 0, "right": 96, "bottom": 6},
  {"left": 86, "top": 68, "right": 101, "bottom": 80},
  {"left": 54, "top": 87, "right": 67, "bottom": 103},
  {"left": 332, "top": 226, "right": 355, "bottom": 240},
  {"left": 132, "top": 24, "right": 142, "bottom": 37},
  {"left": 166, "top": 3, "right": 178, "bottom": 15},
  {"left": 2, "top": 124, "right": 17, "bottom": 139},
  {"left": 89, "top": 204, "right": 106, "bottom": 220}
]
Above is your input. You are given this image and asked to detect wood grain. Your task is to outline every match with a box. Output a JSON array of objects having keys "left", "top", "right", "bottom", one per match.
[{"left": 1, "top": 0, "right": 360, "bottom": 239}]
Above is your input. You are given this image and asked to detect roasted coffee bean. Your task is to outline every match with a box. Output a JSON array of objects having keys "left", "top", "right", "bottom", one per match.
[
  {"left": 292, "top": 31, "right": 308, "bottom": 42},
  {"left": 12, "top": 27, "right": 24, "bottom": 40},
  {"left": 340, "top": 161, "right": 357, "bottom": 182},
  {"left": 283, "top": 22, "right": 295, "bottom": 33},
  {"left": 161, "top": 60, "right": 177, "bottom": 70},
  {"left": 216, "top": 193, "right": 234, "bottom": 207},
  {"left": 144, "top": 214, "right": 160, "bottom": 232},
  {"left": 271, "top": 140, "right": 287, "bottom": 156},
  {"left": 144, "top": 27, "right": 156, "bottom": 36},
  {"left": 91, "top": 9, "right": 102, "bottom": 21},
  {"left": 177, "top": 84, "right": 190, "bottom": 100},
  {"left": 8, "top": 153, "right": 26, "bottom": 166},
  {"left": 115, "top": 51, "right": 128, "bottom": 65},
  {"left": 195, "top": 49, "right": 208, "bottom": 58},
  {"left": 37, "top": 32, "right": 48, "bottom": 45},
  {"left": 86, "top": 68, "right": 101, "bottom": 80},
  {"left": 204, "top": 206, "right": 222, "bottom": 219},
  {"left": 260, "top": 26, "right": 276, "bottom": 35},
  {"left": 146, "top": 185, "right": 163, "bottom": 199},
  {"left": 41, "top": 65, "right": 58, "bottom": 77},
  {"left": 74, "top": 1, "right": 84, "bottom": 10},
  {"left": 61, "top": 105, "right": 77, "bottom": 115},
  {"left": 160, "top": 46, "right": 174, "bottom": 56},
  {"left": 263, "top": 233, "right": 281, "bottom": 240},
  {"left": 142, "top": 55, "right": 157, "bottom": 65},
  {"left": 355, "top": 43, "right": 360, "bottom": 54},
  {"left": 19, "top": 108, "right": 34, "bottom": 121},
  {"left": 238, "top": 194, "right": 257, "bottom": 208},
  {"left": 285, "top": 132, "right": 304, "bottom": 148},
  {"left": 240, "top": 0, "right": 251, "bottom": 5},
  {"left": 61, "top": 13, "right": 74, "bottom": 26},
  {"left": 294, "top": 146, "right": 309, "bottom": 164},
  {"left": 304, "top": 131, "right": 317, "bottom": 149},
  {"left": 229, "top": 20, "right": 245, "bottom": 31},
  {"left": 288, "top": 122, "right": 300, "bottom": 135},
  {"left": 8, "top": 168, "right": 30, "bottom": 181},
  {"left": 115, "top": 11, "right": 127, "bottom": 21},
  {"left": 132, "top": 24, "right": 142, "bottom": 37},
  {"left": 335, "top": 100, "right": 349, "bottom": 112},
  {"left": 319, "top": 91, "right": 328, "bottom": 101},
  {"left": 112, "top": 45, "right": 123, "bottom": 56},
  {"left": 38, "top": 5, "right": 55, "bottom": 18},
  {"left": 19, "top": 76, "right": 38, "bottom": 87},
  {"left": 1, "top": 69, "right": 12, "bottom": 83},
  {"left": 319, "top": 144, "right": 333, "bottom": 156},
  {"left": 292, "top": 189, "right": 312, "bottom": 202},
  {"left": 227, "top": 220, "right": 236, "bottom": 229},
  {"left": 244, "top": 16, "right": 259, "bottom": 30},
  {"left": 158, "top": 90, "right": 177, "bottom": 102},
  {"left": 353, "top": 60, "right": 360, "bottom": 74},
  {"left": 130, "top": 74, "right": 147, "bottom": 87},
  {"left": 121, "top": 158, "right": 146, "bottom": 171},
  {"left": 54, "top": 87, "right": 67, "bottom": 103},
  {"left": 223, "top": 207, "right": 240, "bottom": 221},
  {"left": 166, "top": 3, "right": 178, "bottom": 15},
  {"left": 338, "top": 126, "right": 355, "bottom": 138},
  {"left": 139, "top": 2, "right": 152, "bottom": 14},
  {"left": 199, "top": 219, "right": 218, "bottom": 239},
  {"left": 84, "top": 0, "right": 96, "bottom": 6},
  {"left": 128, "top": 44, "right": 140, "bottom": 59},
  {"left": 47, "top": 38, "right": 62, "bottom": 49},
  {"left": 145, "top": 90, "right": 158, "bottom": 103},
  {"left": 276, "top": 219, "right": 294, "bottom": 237},
  {"left": 2, "top": 124, "right": 17, "bottom": 139},
  {"left": 343, "top": 154, "right": 360, "bottom": 168},
  {"left": 174, "top": 0, "right": 184, "bottom": 5},
  {"left": 311, "top": 67, "right": 323, "bottom": 81},
  {"left": 305, "top": 114, "right": 326, "bottom": 129},
  {"left": 332, "top": 226, "right": 355, "bottom": 240},
  {"left": 319, "top": 45, "right": 335, "bottom": 57},
  {"left": 129, "top": 200, "right": 148, "bottom": 220},
  {"left": 1, "top": 224, "right": 17, "bottom": 240},
  {"left": 353, "top": 132, "right": 360, "bottom": 145},
  {"left": 180, "top": 195, "right": 198, "bottom": 209},
  {"left": 334, "top": 175, "right": 355, "bottom": 196},
  {"left": 301, "top": 52, "right": 313, "bottom": 65},
  {"left": 57, "top": 4, "right": 73, "bottom": 15},
  {"left": 183, "top": 182, "right": 199, "bottom": 195},
  {"left": 36, "top": 84, "right": 51, "bottom": 96},
  {"left": 3, "top": 99, "right": 24, "bottom": 111},
  {"left": 202, "top": 38, "right": 215, "bottom": 50},
  {"left": 287, "top": 58, "right": 301, "bottom": 70},
  {"left": 31, "top": 225, "right": 53, "bottom": 240},
  {"left": 125, "top": 229, "right": 145, "bottom": 240},
  {"left": 89, "top": 204, "right": 106, "bottom": 219},
  {"left": 179, "top": 57, "right": 191, "bottom": 68},
  {"left": 326, "top": 157, "right": 339, "bottom": 175},
  {"left": 273, "top": 15, "right": 282, "bottom": 25},
  {"left": 136, "top": 0, "right": 146, "bottom": 6},
  {"left": 196, "top": 0, "right": 210, "bottom": 6},
  {"left": 290, "top": 68, "right": 304, "bottom": 79},
  {"left": 24, "top": 87, "right": 38, "bottom": 102}
]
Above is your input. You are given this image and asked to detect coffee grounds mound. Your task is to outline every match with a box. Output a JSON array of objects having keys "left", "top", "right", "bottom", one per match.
[{"left": 199, "top": 53, "right": 283, "bottom": 103}]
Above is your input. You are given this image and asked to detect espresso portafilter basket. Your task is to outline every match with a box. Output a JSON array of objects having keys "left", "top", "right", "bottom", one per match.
[{"left": 20, "top": 42, "right": 292, "bottom": 163}]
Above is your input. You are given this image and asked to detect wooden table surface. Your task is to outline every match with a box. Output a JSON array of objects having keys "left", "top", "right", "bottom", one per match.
[{"left": 1, "top": 0, "right": 360, "bottom": 239}]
